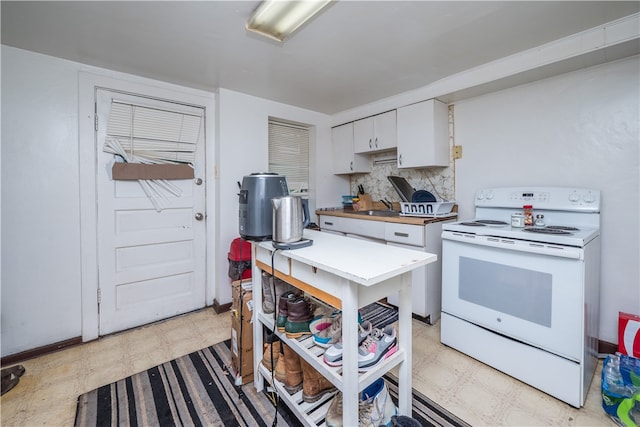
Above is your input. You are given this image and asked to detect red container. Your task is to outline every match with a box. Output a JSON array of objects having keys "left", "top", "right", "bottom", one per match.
[
  {"left": 619, "top": 312, "right": 640, "bottom": 358},
  {"left": 228, "top": 238, "right": 252, "bottom": 280}
]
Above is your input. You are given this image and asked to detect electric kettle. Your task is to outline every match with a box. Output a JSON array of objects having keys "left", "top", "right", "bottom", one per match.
[{"left": 271, "top": 196, "right": 310, "bottom": 244}]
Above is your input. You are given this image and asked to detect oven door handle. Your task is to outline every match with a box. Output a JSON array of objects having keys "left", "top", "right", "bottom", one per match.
[{"left": 443, "top": 232, "right": 583, "bottom": 260}]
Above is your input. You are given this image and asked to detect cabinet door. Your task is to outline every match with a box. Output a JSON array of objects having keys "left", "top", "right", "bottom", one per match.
[
  {"left": 353, "top": 116, "right": 374, "bottom": 153},
  {"left": 373, "top": 110, "right": 397, "bottom": 151},
  {"left": 397, "top": 99, "right": 449, "bottom": 168},
  {"left": 354, "top": 111, "right": 397, "bottom": 153},
  {"left": 332, "top": 123, "right": 370, "bottom": 174}
]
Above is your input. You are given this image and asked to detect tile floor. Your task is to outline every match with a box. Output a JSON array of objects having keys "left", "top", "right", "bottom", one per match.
[{"left": 1, "top": 308, "right": 616, "bottom": 426}]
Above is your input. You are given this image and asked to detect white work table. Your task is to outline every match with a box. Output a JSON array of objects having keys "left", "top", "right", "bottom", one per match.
[{"left": 251, "top": 229, "right": 436, "bottom": 426}]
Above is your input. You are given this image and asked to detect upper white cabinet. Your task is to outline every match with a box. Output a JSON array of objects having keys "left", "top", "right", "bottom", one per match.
[
  {"left": 397, "top": 99, "right": 449, "bottom": 168},
  {"left": 332, "top": 122, "right": 371, "bottom": 174},
  {"left": 353, "top": 110, "right": 397, "bottom": 153}
]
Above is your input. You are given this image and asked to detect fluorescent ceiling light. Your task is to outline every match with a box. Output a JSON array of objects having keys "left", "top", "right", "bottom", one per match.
[{"left": 246, "top": 0, "right": 333, "bottom": 43}]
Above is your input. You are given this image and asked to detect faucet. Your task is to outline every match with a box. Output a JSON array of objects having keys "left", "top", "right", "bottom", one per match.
[{"left": 380, "top": 199, "right": 393, "bottom": 211}]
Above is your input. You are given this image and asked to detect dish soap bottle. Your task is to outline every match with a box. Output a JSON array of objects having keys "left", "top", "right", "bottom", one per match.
[{"left": 523, "top": 205, "right": 534, "bottom": 226}]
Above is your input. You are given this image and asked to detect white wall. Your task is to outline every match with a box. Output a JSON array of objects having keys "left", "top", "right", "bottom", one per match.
[
  {"left": 452, "top": 56, "right": 640, "bottom": 344},
  {"left": 215, "top": 88, "right": 345, "bottom": 308},
  {"left": 2, "top": 46, "right": 83, "bottom": 354}
]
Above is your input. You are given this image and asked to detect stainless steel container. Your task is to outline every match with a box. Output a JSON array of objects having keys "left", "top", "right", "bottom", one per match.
[{"left": 272, "top": 196, "right": 310, "bottom": 243}]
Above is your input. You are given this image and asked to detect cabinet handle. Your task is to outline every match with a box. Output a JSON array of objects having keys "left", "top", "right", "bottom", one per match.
[
  {"left": 375, "top": 137, "right": 378, "bottom": 148},
  {"left": 368, "top": 138, "right": 372, "bottom": 149},
  {"left": 394, "top": 232, "right": 409, "bottom": 237},
  {"left": 398, "top": 154, "right": 403, "bottom": 165},
  {"left": 350, "top": 161, "right": 353, "bottom": 171},
  {"left": 324, "top": 221, "right": 334, "bottom": 226}
]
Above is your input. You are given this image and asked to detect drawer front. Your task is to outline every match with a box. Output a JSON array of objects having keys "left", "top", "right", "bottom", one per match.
[
  {"left": 318, "top": 215, "right": 343, "bottom": 233},
  {"left": 385, "top": 223, "right": 425, "bottom": 247},
  {"left": 340, "top": 217, "right": 385, "bottom": 240},
  {"left": 256, "top": 245, "right": 290, "bottom": 275}
]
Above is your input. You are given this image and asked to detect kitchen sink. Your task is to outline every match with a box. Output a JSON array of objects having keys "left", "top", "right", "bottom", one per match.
[{"left": 351, "top": 210, "right": 399, "bottom": 217}]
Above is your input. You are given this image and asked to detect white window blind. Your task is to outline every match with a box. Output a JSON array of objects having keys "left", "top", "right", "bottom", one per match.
[
  {"left": 102, "top": 99, "right": 203, "bottom": 212},
  {"left": 104, "top": 100, "right": 202, "bottom": 164},
  {"left": 268, "top": 121, "right": 309, "bottom": 195}
]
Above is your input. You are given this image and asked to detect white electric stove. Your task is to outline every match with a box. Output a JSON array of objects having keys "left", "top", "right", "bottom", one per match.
[{"left": 440, "top": 187, "right": 601, "bottom": 407}]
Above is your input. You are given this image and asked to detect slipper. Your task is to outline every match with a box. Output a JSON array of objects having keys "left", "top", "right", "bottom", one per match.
[
  {"left": 1, "top": 365, "right": 25, "bottom": 379},
  {"left": 1, "top": 372, "right": 19, "bottom": 396}
]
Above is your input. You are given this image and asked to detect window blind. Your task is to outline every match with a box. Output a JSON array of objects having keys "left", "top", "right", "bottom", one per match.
[
  {"left": 104, "top": 100, "right": 202, "bottom": 164},
  {"left": 268, "top": 121, "right": 309, "bottom": 194}
]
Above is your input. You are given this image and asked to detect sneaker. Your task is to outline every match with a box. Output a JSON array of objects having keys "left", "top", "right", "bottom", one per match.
[
  {"left": 361, "top": 378, "right": 397, "bottom": 426},
  {"left": 314, "top": 315, "right": 342, "bottom": 348},
  {"left": 310, "top": 309, "right": 341, "bottom": 335},
  {"left": 323, "top": 321, "right": 373, "bottom": 367},
  {"left": 357, "top": 325, "right": 397, "bottom": 371},
  {"left": 325, "top": 392, "right": 343, "bottom": 427}
]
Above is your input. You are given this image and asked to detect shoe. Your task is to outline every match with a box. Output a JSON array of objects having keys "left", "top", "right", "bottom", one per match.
[
  {"left": 276, "top": 291, "right": 298, "bottom": 332},
  {"left": 300, "top": 358, "right": 336, "bottom": 403},
  {"left": 274, "top": 343, "right": 287, "bottom": 384},
  {"left": 361, "top": 378, "right": 397, "bottom": 426},
  {"left": 282, "top": 343, "right": 303, "bottom": 394},
  {"left": 325, "top": 392, "right": 343, "bottom": 427},
  {"left": 1, "top": 373, "right": 19, "bottom": 396},
  {"left": 323, "top": 321, "right": 373, "bottom": 367},
  {"left": 357, "top": 325, "right": 397, "bottom": 371},
  {"left": 261, "top": 342, "right": 279, "bottom": 372},
  {"left": 1, "top": 365, "right": 25, "bottom": 379},
  {"left": 284, "top": 296, "right": 314, "bottom": 338},
  {"left": 313, "top": 315, "right": 342, "bottom": 348},
  {"left": 309, "top": 309, "right": 340, "bottom": 335}
]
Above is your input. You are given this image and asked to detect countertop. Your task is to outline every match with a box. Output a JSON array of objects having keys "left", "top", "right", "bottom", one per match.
[{"left": 315, "top": 207, "right": 457, "bottom": 225}]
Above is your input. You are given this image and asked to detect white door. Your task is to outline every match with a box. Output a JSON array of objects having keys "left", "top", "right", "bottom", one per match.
[{"left": 95, "top": 89, "right": 207, "bottom": 335}]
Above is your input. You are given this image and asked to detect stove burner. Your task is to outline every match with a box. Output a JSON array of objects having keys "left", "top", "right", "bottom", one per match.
[
  {"left": 523, "top": 227, "right": 573, "bottom": 235},
  {"left": 545, "top": 225, "right": 580, "bottom": 231},
  {"left": 460, "top": 222, "right": 486, "bottom": 226},
  {"left": 476, "top": 220, "right": 509, "bottom": 225}
]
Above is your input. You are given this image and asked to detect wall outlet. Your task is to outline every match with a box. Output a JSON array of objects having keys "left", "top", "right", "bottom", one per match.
[{"left": 453, "top": 145, "right": 463, "bottom": 159}]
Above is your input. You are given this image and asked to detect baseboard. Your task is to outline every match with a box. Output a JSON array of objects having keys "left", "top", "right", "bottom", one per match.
[
  {"left": 1, "top": 336, "right": 83, "bottom": 365},
  {"left": 213, "top": 299, "right": 232, "bottom": 314},
  {"left": 598, "top": 339, "right": 617, "bottom": 356}
]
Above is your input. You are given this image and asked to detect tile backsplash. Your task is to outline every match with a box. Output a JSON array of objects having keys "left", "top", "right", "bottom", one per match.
[{"left": 350, "top": 152, "right": 455, "bottom": 203}]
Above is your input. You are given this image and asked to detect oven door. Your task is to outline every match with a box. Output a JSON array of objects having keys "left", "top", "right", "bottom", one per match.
[{"left": 441, "top": 232, "right": 585, "bottom": 361}]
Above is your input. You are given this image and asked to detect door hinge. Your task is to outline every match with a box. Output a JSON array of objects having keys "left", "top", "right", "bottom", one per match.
[
  {"left": 94, "top": 115, "right": 99, "bottom": 132},
  {"left": 97, "top": 288, "right": 101, "bottom": 304}
]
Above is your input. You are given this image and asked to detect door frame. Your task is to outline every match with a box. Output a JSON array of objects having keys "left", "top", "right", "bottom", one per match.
[{"left": 78, "top": 71, "right": 216, "bottom": 341}]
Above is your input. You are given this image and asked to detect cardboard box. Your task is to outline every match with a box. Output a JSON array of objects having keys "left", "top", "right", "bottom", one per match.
[
  {"left": 230, "top": 280, "right": 254, "bottom": 385},
  {"left": 618, "top": 312, "right": 640, "bottom": 358}
]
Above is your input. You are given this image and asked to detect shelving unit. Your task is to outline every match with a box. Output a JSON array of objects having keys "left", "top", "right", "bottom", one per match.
[{"left": 251, "top": 229, "right": 436, "bottom": 426}]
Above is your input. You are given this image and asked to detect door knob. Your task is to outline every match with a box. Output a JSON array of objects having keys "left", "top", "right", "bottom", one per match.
[
  {"left": 195, "top": 213, "right": 204, "bottom": 221},
  {"left": 195, "top": 178, "right": 203, "bottom": 185}
]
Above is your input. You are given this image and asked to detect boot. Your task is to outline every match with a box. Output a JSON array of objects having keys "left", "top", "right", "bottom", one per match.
[
  {"left": 300, "top": 358, "right": 336, "bottom": 403},
  {"left": 276, "top": 291, "right": 298, "bottom": 332},
  {"left": 261, "top": 342, "right": 279, "bottom": 372},
  {"left": 282, "top": 343, "right": 303, "bottom": 394},
  {"left": 262, "top": 272, "right": 296, "bottom": 315},
  {"left": 274, "top": 342, "right": 287, "bottom": 384},
  {"left": 284, "top": 296, "right": 314, "bottom": 338}
]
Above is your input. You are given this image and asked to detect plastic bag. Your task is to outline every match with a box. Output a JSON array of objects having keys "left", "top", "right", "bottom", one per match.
[{"left": 602, "top": 353, "right": 640, "bottom": 427}]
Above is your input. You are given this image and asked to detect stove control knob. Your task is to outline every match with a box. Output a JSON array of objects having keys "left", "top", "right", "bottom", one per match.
[
  {"left": 569, "top": 192, "right": 580, "bottom": 202},
  {"left": 485, "top": 191, "right": 494, "bottom": 200},
  {"left": 583, "top": 192, "right": 595, "bottom": 203},
  {"left": 477, "top": 193, "right": 485, "bottom": 200}
]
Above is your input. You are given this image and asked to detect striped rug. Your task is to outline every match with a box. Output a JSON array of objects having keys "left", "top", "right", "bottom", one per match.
[{"left": 75, "top": 339, "right": 469, "bottom": 427}]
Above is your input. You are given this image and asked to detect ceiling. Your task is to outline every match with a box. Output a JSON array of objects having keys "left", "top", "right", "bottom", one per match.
[{"left": 2, "top": 1, "right": 639, "bottom": 114}]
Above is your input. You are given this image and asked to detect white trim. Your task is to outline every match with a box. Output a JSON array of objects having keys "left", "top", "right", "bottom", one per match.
[{"left": 78, "top": 71, "right": 216, "bottom": 341}]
